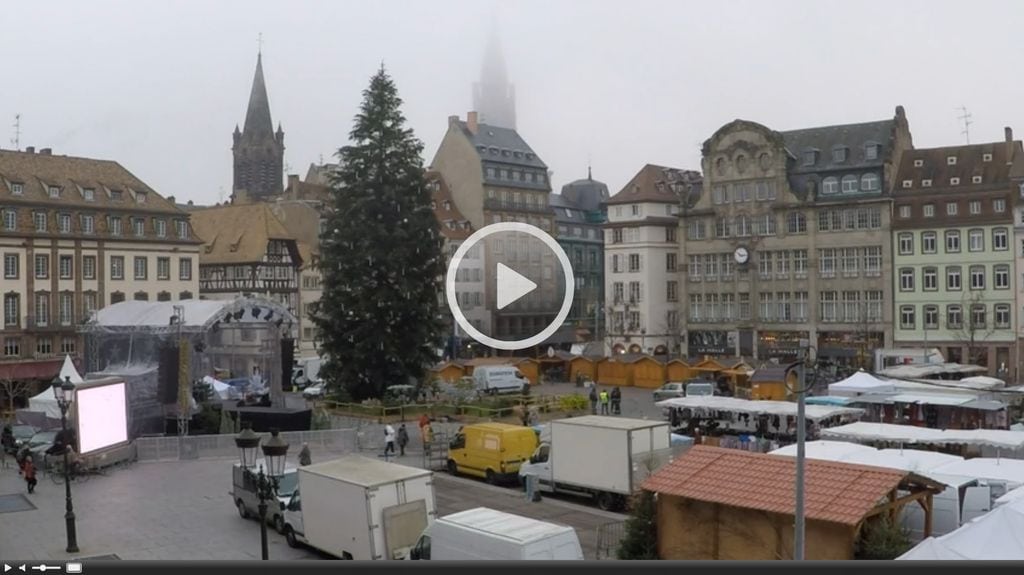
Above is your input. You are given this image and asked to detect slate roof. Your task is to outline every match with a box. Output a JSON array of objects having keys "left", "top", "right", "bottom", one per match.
[
  {"left": 782, "top": 119, "right": 895, "bottom": 174},
  {"left": 751, "top": 366, "right": 790, "bottom": 383},
  {"left": 0, "top": 149, "right": 187, "bottom": 215},
  {"left": 560, "top": 169, "right": 610, "bottom": 212},
  {"left": 458, "top": 121, "right": 547, "bottom": 170},
  {"left": 894, "top": 139, "right": 1022, "bottom": 194},
  {"left": 240, "top": 53, "right": 275, "bottom": 141},
  {"left": 428, "top": 171, "right": 473, "bottom": 240},
  {"left": 605, "top": 164, "right": 702, "bottom": 206},
  {"left": 642, "top": 445, "right": 924, "bottom": 526},
  {"left": 189, "top": 203, "right": 299, "bottom": 265}
]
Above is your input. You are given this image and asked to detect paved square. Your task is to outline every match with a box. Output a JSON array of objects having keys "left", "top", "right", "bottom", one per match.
[{"left": 0, "top": 493, "right": 36, "bottom": 514}]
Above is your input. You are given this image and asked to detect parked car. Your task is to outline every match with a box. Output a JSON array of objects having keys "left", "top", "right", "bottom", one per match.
[
  {"left": 652, "top": 382, "right": 686, "bottom": 401},
  {"left": 26, "top": 430, "right": 59, "bottom": 462},
  {"left": 11, "top": 425, "right": 38, "bottom": 447},
  {"left": 232, "top": 461, "right": 299, "bottom": 534},
  {"left": 303, "top": 383, "right": 326, "bottom": 400},
  {"left": 472, "top": 366, "right": 528, "bottom": 395},
  {"left": 384, "top": 384, "right": 417, "bottom": 403}
]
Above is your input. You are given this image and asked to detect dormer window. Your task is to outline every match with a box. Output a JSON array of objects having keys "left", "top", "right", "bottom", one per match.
[
  {"left": 802, "top": 151, "right": 817, "bottom": 166},
  {"left": 11, "top": 183, "right": 23, "bottom": 195},
  {"left": 972, "top": 176, "right": 983, "bottom": 184},
  {"left": 832, "top": 146, "right": 847, "bottom": 163},
  {"left": 502, "top": 149, "right": 510, "bottom": 157},
  {"left": 110, "top": 190, "right": 123, "bottom": 201},
  {"left": 175, "top": 219, "right": 189, "bottom": 239},
  {"left": 902, "top": 180, "right": 913, "bottom": 188},
  {"left": 950, "top": 177, "right": 961, "bottom": 185},
  {"left": 488, "top": 147, "right": 498, "bottom": 155},
  {"left": 135, "top": 191, "right": 147, "bottom": 204},
  {"left": 922, "top": 179, "right": 933, "bottom": 187},
  {"left": 865, "top": 143, "right": 879, "bottom": 160},
  {"left": 476, "top": 145, "right": 486, "bottom": 153},
  {"left": 913, "top": 159, "right": 924, "bottom": 167},
  {"left": 443, "top": 200, "right": 451, "bottom": 210},
  {"left": 48, "top": 186, "right": 60, "bottom": 199},
  {"left": 525, "top": 153, "right": 534, "bottom": 160},
  {"left": 947, "top": 156, "right": 957, "bottom": 165},
  {"left": 983, "top": 153, "right": 993, "bottom": 162},
  {"left": 83, "top": 188, "right": 95, "bottom": 201},
  {"left": 514, "top": 151, "right": 523, "bottom": 158}
]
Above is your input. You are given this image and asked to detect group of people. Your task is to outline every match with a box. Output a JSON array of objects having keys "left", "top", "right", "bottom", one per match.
[
  {"left": 588, "top": 386, "right": 622, "bottom": 415},
  {"left": 382, "top": 415, "right": 438, "bottom": 457}
]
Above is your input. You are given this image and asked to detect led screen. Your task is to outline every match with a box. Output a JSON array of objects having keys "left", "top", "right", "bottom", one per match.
[{"left": 77, "top": 382, "right": 129, "bottom": 454}]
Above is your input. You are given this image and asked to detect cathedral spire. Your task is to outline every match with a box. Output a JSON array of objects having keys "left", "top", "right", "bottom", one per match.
[
  {"left": 233, "top": 49, "right": 284, "bottom": 201},
  {"left": 243, "top": 52, "right": 274, "bottom": 138},
  {"left": 472, "top": 24, "right": 516, "bottom": 129}
]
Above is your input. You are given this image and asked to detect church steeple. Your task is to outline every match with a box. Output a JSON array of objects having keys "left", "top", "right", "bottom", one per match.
[
  {"left": 232, "top": 50, "right": 285, "bottom": 202},
  {"left": 472, "top": 26, "right": 516, "bottom": 129}
]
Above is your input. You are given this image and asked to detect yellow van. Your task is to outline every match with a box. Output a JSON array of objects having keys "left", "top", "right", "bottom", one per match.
[{"left": 447, "top": 423, "right": 538, "bottom": 484}]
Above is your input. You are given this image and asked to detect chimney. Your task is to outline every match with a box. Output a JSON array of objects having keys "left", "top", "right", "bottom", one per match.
[
  {"left": 1007, "top": 127, "right": 1014, "bottom": 165},
  {"left": 167, "top": 195, "right": 176, "bottom": 204},
  {"left": 288, "top": 174, "right": 300, "bottom": 189},
  {"left": 39, "top": 148, "right": 52, "bottom": 156},
  {"left": 467, "top": 111, "right": 478, "bottom": 135},
  {"left": 448, "top": 115, "right": 459, "bottom": 127},
  {"left": 25, "top": 146, "right": 34, "bottom": 154}
]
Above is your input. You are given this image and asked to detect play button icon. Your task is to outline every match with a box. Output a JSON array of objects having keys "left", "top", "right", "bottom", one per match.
[
  {"left": 446, "top": 222, "right": 574, "bottom": 351},
  {"left": 495, "top": 263, "right": 537, "bottom": 310}
]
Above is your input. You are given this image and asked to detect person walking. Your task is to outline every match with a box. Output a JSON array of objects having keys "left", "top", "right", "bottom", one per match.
[
  {"left": 589, "top": 386, "right": 599, "bottom": 415},
  {"left": 384, "top": 424, "right": 396, "bottom": 456},
  {"left": 610, "top": 386, "right": 622, "bottom": 415},
  {"left": 422, "top": 422, "right": 434, "bottom": 456},
  {"left": 298, "top": 443, "right": 312, "bottom": 466},
  {"left": 23, "top": 455, "right": 37, "bottom": 494},
  {"left": 599, "top": 389, "right": 610, "bottom": 415},
  {"left": 397, "top": 424, "right": 409, "bottom": 456}
]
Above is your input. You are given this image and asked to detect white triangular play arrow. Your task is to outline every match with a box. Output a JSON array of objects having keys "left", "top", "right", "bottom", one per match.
[{"left": 496, "top": 263, "right": 537, "bottom": 310}]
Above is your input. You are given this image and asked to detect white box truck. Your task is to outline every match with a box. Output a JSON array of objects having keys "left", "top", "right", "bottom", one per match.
[
  {"left": 409, "top": 507, "right": 583, "bottom": 560},
  {"left": 473, "top": 365, "right": 529, "bottom": 395},
  {"left": 518, "top": 415, "right": 671, "bottom": 511},
  {"left": 291, "top": 357, "right": 322, "bottom": 388},
  {"left": 281, "top": 455, "right": 436, "bottom": 560}
]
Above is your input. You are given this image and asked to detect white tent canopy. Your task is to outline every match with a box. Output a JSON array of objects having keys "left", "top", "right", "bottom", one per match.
[
  {"left": 83, "top": 297, "right": 298, "bottom": 334},
  {"left": 820, "top": 422, "right": 1024, "bottom": 450},
  {"left": 898, "top": 498, "right": 1024, "bottom": 560},
  {"left": 827, "top": 369, "right": 896, "bottom": 397},
  {"left": 26, "top": 355, "right": 83, "bottom": 420},
  {"left": 656, "top": 396, "right": 864, "bottom": 422},
  {"left": 202, "top": 375, "right": 237, "bottom": 401}
]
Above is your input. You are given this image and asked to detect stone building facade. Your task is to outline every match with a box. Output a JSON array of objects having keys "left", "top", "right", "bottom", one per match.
[{"left": 553, "top": 169, "right": 608, "bottom": 335}]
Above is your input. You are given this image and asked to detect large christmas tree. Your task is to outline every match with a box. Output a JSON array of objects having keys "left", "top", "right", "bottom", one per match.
[{"left": 312, "top": 67, "right": 445, "bottom": 401}]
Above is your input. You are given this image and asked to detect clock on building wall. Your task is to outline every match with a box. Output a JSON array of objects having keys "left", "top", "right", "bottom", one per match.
[{"left": 734, "top": 246, "right": 750, "bottom": 265}]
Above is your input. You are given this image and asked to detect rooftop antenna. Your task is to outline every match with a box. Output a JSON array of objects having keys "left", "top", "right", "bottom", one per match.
[
  {"left": 587, "top": 153, "right": 592, "bottom": 180},
  {"left": 218, "top": 186, "right": 226, "bottom": 203},
  {"left": 11, "top": 114, "right": 21, "bottom": 151},
  {"left": 957, "top": 105, "right": 973, "bottom": 144},
  {"left": 257, "top": 32, "right": 263, "bottom": 55},
  {"left": 319, "top": 153, "right": 324, "bottom": 165}
]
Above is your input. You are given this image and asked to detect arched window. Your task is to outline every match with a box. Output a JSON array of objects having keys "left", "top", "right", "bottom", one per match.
[
  {"left": 841, "top": 175, "right": 859, "bottom": 193},
  {"left": 822, "top": 177, "right": 839, "bottom": 194},
  {"left": 861, "top": 173, "right": 880, "bottom": 191}
]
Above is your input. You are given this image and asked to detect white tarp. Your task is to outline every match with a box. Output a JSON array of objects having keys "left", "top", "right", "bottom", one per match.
[
  {"left": 769, "top": 440, "right": 877, "bottom": 460},
  {"left": 85, "top": 297, "right": 297, "bottom": 333},
  {"left": 929, "top": 458, "right": 1024, "bottom": 485},
  {"left": 996, "top": 486, "right": 1024, "bottom": 506},
  {"left": 820, "top": 422, "right": 1024, "bottom": 450},
  {"left": 656, "top": 396, "right": 864, "bottom": 422},
  {"left": 827, "top": 370, "right": 896, "bottom": 396},
  {"left": 898, "top": 498, "right": 1024, "bottom": 560},
  {"left": 202, "top": 375, "right": 236, "bottom": 400},
  {"left": 769, "top": 442, "right": 961, "bottom": 478},
  {"left": 26, "top": 355, "right": 83, "bottom": 420}
]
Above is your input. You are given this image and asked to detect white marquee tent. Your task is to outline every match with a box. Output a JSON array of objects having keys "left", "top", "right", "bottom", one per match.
[
  {"left": 820, "top": 421, "right": 1024, "bottom": 451},
  {"left": 898, "top": 498, "right": 1024, "bottom": 560},
  {"left": 827, "top": 369, "right": 896, "bottom": 397},
  {"left": 26, "top": 355, "right": 84, "bottom": 420}
]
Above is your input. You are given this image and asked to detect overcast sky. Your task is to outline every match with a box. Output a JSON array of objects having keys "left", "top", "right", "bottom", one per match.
[{"left": 2, "top": 0, "right": 1022, "bottom": 204}]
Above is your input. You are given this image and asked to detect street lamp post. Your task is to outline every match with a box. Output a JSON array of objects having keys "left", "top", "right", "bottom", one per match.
[
  {"left": 234, "top": 425, "right": 290, "bottom": 560},
  {"left": 52, "top": 375, "right": 79, "bottom": 554}
]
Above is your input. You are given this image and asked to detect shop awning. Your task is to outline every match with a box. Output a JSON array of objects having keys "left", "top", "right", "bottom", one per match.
[{"left": 0, "top": 358, "right": 64, "bottom": 381}]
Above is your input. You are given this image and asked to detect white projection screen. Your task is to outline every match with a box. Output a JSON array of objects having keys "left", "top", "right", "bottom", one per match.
[{"left": 75, "top": 380, "right": 129, "bottom": 455}]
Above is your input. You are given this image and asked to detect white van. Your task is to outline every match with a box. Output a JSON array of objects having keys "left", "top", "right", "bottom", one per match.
[
  {"left": 472, "top": 366, "right": 528, "bottom": 395},
  {"left": 409, "top": 507, "right": 583, "bottom": 560}
]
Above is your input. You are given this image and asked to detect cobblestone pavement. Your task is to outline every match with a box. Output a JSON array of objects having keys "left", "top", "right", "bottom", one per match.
[{"left": 0, "top": 448, "right": 625, "bottom": 561}]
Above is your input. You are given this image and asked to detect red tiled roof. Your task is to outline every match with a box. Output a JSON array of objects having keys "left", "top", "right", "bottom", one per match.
[{"left": 642, "top": 445, "right": 908, "bottom": 526}]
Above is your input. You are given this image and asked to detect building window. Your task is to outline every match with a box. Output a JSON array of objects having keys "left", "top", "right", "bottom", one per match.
[
  {"left": 3, "top": 209, "right": 16, "bottom": 231},
  {"left": 133, "top": 257, "right": 147, "bottom": 280},
  {"left": 994, "top": 199, "right": 1006, "bottom": 213},
  {"left": 840, "top": 175, "right": 858, "bottom": 193},
  {"left": 900, "top": 305, "right": 916, "bottom": 329},
  {"left": 109, "top": 216, "right": 122, "bottom": 236},
  {"left": 132, "top": 218, "right": 145, "bottom": 237},
  {"left": 687, "top": 220, "right": 706, "bottom": 240},
  {"left": 759, "top": 293, "right": 775, "bottom": 322},
  {"left": 631, "top": 205, "right": 640, "bottom": 216},
  {"left": 968, "top": 229, "right": 984, "bottom": 252},
  {"left": 157, "top": 257, "right": 170, "bottom": 280},
  {"left": 83, "top": 188, "right": 95, "bottom": 201},
  {"left": 4, "top": 253, "right": 18, "bottom": 279},
  {"left": 83, "top": 292, "right": 97, "bottom": 316},
  {"left": 34, "top": 212, "right": 47, "bottom": 232},
  {"left": 628, "top": 254, "right": 641, "bottom": 272},
  {"left": 134, "top": 291, "right": 149, "bottom": 301},
  {"left": 59, "top": 292, "right": 73, "bottom": 326},
  {"left": 786, "top": 212, "right": 806, "bottom": 234},
  {"left": 155, "top": 219, "right": 167, "bottom": 238},
  {"left": 48, "top": 186, "right": 60, "bottom": 198},
  {"left": 817, "top": 248, "right": 835, "bottom": 277},
  {"left": 860, "top": 173, "right": 880, "bottom": 191},
  {"left": 947, "top": 155, "right": 957, "bottom": 165},
  {"left": 38, "top": 336, "right": 54, "bottom": 355},
  {"left": 34, "top": 292, "right": 49, "bottom": 326},
  {"left": 822, "top": 177, "right": 839, "bottom": 195},
  {"left": 945, "top": 230, "right": 961, "bottom": 253},
  {"left": 157, "top": 291, "right": 171, "bottom": 302},
  {"left": 803, "top": 151, "right": 816, "bottom": 166},
  {"left": 175, "top": 220, "right": 189, "bottom": 239},
  {"left": 898, "top": 205, "right": 911, "bottom": 218},
  {"left": 923, "top": 267, "right": 938, "bottom": 291},
  {"left": 970, "top": 265, "right": 986, "bottom": 290},
  {"left": 4, "top": 294, "right": 20, "bottom": 327},
  {"left": 865, "top": 144, "right": 879, "bottom": 160},
  {"left": 833, "top": 147, "right": 848, "bottom": 163},
  {"left": 628, "top": 281, "right": 642, "bottom": 304},
  {"left": 61, "top": 337, "right": 76, "bottom": 354},
  {"left": 666, "top": 227, "right": 677, "bottom": 243},
  {"left": 4, "top": 337, "right": 20, "bottom": 358},
  {"left": 969, "top": 201, "right": 981, "bottom": 215},
  {"left": 667, "top": 281, "right": 678, "bottom": 302},
  {"left": 860, "top": 247, "right": 878, "bottom": 276},
  {"left": 898, "top": 233, "right": 914, "bottom": 255},
  {"left": 666, "top": 253, "right": 677, "bottom": 272},
  {"left": 946, "top": 202, "right": 958, "bottom": 216},
  {"left": 83, "top": 256, "right": 96, "bottom": 280},
  {"left": 993, "top": 228, "right": 1008, "bottom": 251},
  {"left": 81, "top": 214, "right": 95, "bottom": 234},
  {"left": 59, "top": 255, "right": 72, "bottom": 279},
  {"left": 819, "top": 291, "right": 837, "bottom": 323},
  {"left": 58, "top": 213, "right": 71, "bottom": 234},
  {"left": 922, "top": 232, "right": 937, "bottom": 254},
  {"left": 971, "top": 304, "right": 986, "bottom": 328},
  {"left": 995, "top": 304, "right": 1011, "bottom": 328},
  {"left": 180, "top": 290, "right": 193, "bottom": 300},
  {"left": 110, "top": 291, "right": 125, "bottom": 304},
  {"left": 947, "top": 305, "right": 963, "bottom": 329},
  {"left": 923, "top": 305, "right": 939, "bottom": 330},
  {"left": 899, "top": 268, "right": 914, "bottom": 291},
  {"left": 995, "top": 264, "right": 1010, "bottom": 289},
  {"left": 922, "top": 204, "right": 934, "bottom": 218},
  {"left": 110, "top": 256, "right": 125, "bottom": 280},
  {"left": 945, "top": 266, "right": 962, "bottom": 291},
  {"left": 902, "top": 180, "right": 913, "bottom": 188},
  {"left": 11, "top": 183, "right": 24, "bottom": 195},
  {"left": 34, "top": 254, "right": 49, "bottom": 279}
]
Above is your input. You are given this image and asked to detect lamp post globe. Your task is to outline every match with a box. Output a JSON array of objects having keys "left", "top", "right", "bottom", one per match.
[
  {"left": 261, "top": 429, "right": 290, "bottom": 478},
  {"left": 234, "top": 423, "right": 261, "bottom": 469}
]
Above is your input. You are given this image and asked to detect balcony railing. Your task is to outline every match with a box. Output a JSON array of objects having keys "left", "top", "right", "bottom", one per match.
[{"left": 483, "top": 198, "right": 552, "bottom": 214}]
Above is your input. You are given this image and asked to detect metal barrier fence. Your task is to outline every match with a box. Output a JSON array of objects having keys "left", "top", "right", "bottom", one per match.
[
  {"left": 595, "top": 520, "right": 626, "bottom": 560},
  {"left": 135, "top": 429, "right": 358, "bottom": 461}
]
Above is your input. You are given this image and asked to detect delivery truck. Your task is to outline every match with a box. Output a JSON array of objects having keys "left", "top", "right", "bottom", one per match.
[
  {"left": 409, "top": 507, "right": 584, "bottom": 560},
  {"left": 281, "top": 455, "right": 436, "bottom": 560},
  {"left": 518, "top": 415, "right": 671, "bottom": 511}
]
